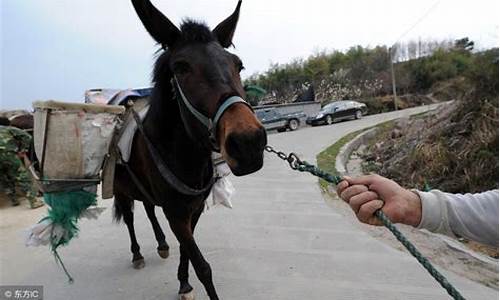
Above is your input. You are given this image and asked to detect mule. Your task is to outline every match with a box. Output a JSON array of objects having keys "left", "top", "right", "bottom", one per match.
[{"left": 113, "top": 1, "right": 266, "bottom": 299}]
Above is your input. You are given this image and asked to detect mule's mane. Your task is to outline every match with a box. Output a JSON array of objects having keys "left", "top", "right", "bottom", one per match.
[{"left": 179, "top": 20, "right": 215, "bottom": 44}]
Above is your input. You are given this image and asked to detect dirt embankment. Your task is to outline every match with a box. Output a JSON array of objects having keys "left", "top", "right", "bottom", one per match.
[
  {"left": 321, "top": 105, "right": 498, "bottom": 289},
  {"left": 337, "top": 96, "right": 498, "bottom": 288},
  {"left": 360, "top": 97, "right": 499, "bottom": 255},
  {"left": 319, "top": 81, "right": 499, "bottom": 286},
  {"left": 361, "top": 97, "right": 498, "bottom": 194}
]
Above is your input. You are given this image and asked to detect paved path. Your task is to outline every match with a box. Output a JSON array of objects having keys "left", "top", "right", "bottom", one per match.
[{"left": 1, "top": 104, "right": 498, "bottom": 299}]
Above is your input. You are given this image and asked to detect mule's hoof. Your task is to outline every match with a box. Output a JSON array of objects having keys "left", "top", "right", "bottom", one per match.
[
  {"left": 179, "top": 290, "right": 195, "bottom": 300},
  {"left": 132, "top": 258, "right": 145, "bottom": 269},
  {"left": 157, "top": 248, "right": 170, "bottom": 259}
]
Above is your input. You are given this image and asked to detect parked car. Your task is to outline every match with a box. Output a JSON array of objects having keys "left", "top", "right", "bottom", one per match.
[
  {"left": 255, "top": 108, "right": 306, "bottom": 132},
  {"left": 306, "top": 100, "right": 367, "bottom": 126}
]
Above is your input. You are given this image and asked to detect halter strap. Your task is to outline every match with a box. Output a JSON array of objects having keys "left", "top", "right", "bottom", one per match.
[
  {"left": 213, "top": 96, "right": 250, "bottom": 129},
  {"left": 174, "top": 77, "right": 212, "bottom": 129},
  {"left": 173, "top": 76, "right": 253, "bottom": 150}
]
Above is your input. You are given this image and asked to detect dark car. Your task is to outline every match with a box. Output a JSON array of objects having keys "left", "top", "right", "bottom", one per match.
[
  {"left": 306, "top": 100, "right": 367, "bottom": 126},
  {"left": 256, "top": 108, "right": 306, "bottom": 132}
]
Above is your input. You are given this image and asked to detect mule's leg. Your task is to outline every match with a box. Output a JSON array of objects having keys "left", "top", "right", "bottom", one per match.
[
  {"left": 121, "top": 201, "right": 145, "bottom": 269},
  {"left": 142, "top": 202, "right": 170, "bottom": 259},
  {"left": 177, "top": 208, "right": 203, "bottom": 299},
  {"left": 178, "top": 244, "right": 194, "bottom": 300},
  {"left": 166, "top": 207, "right": 219, "bottom": 300}
]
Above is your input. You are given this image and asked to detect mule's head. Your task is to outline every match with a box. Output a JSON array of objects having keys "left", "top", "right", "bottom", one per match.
[{"left": 132, "top": 0, "right": 266, "bottom": 176}]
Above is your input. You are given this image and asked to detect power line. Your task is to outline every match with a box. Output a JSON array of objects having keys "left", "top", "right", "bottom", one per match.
[
  {"left": 392, "top": 0, "right": 441, "bottom": 46},
  {"left": 389, "top": 0, "right": 441, "bottom": 111}
]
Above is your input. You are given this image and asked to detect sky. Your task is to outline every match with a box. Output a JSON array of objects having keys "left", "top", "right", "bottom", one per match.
[{"left": 1, "top": 0, "right": 498, "bottom": 110}]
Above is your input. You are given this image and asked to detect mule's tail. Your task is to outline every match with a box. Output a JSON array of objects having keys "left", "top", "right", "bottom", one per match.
[{"left": 113, "top": 195, "right": 134, "bottom": 223}]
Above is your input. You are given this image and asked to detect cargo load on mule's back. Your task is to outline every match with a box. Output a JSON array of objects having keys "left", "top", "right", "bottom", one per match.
[
  {"left": 26, "top": 100, "right": 125, "bottom": 283},
  {"left": 32, "top": 100, "right": 125, "bottom": 188}
]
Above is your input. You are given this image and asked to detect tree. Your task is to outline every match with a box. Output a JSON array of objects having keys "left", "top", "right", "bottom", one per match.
[{"left": 454, "top": 37, "right": 474, "bottom": 52}]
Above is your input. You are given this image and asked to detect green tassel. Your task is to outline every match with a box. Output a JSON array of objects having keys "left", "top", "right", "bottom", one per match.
[{"left": 42, "top": 190, "right": 97, "bottom": 283}]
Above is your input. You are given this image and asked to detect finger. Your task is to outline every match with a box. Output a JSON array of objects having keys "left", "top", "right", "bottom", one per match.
[
  {"left": 357, "top": 199, "right": 384, "bottom": 224},
  {"left": 336, "top": 180, "right": 349, "bottom": 197},
  {"left": 340, "top": 185, "right": 369, "bottom": 203},
  {"left": 345, "top": 174, "right": 380, "bottom": 186},
  {"left": 348, "top": 191, "right": 379, "bottom": 214},
  {"left": 366, "top": 215, "right": 384, "bottom": 226}
]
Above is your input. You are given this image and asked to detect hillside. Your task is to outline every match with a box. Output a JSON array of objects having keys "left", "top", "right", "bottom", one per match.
[
  {"left": 244, "top": 38, "right": 494, "bottom": 114},
  {"left": 361, "top": 49, "right": 498, "bottom": 193}
]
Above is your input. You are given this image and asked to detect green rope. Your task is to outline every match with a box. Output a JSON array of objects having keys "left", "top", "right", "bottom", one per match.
[
  {"left": 264, "top": 144, "right": 465, "bottom": 300},
  {"left": 53, "top": 248, "right": 75, "bottom": 284},
  {"left": 293, "top": 160, "right": 466, "bottom": 300},
  {"left": 42, "top": 190, "right": 97, "bottom": 283}
]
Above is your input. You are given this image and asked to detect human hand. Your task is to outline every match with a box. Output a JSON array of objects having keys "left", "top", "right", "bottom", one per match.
[{"left": 336, "top": 174, "right": 422, "bottom": 226}]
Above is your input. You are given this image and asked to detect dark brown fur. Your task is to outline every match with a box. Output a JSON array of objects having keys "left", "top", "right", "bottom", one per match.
[{"left": 114, "top": 1, "right": 266, "bottom": 299}]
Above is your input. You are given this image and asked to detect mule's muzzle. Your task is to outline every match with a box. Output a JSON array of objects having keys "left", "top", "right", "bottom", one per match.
[{"left": 225, "top": 126, "right": 267, "bottom": 176}]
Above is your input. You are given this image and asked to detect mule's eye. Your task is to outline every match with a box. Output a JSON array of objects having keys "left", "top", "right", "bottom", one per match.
[
  {"left": 231, "top": 54, "right": 245, "bottom": 73},
  {"left": 173, "top": 61, "right": 191, "bottom": 74}
]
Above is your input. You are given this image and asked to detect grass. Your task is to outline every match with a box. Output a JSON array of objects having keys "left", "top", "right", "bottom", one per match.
[
  {"left": 316, "top": 129, "right": 366, "bottom": 191},
  {"left": 411, "top": 109, "right": 434, "bottom": 119},
  {"left": 316, "top": 120, "right": 397, "bottom": 191}
]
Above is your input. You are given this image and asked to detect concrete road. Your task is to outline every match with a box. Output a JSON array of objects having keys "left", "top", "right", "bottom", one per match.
[{"left": 1, "top": 104, "right": 498, "bottom": 300}]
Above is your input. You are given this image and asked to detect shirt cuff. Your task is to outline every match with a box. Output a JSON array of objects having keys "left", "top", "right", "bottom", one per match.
[{"left": 414, "top": 189, "right": 455, "bottom": 237}]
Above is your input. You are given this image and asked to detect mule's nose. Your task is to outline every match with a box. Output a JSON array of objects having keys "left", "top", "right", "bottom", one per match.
[{"left": 225, "top": 126, "right": 267, "bottom": 176}]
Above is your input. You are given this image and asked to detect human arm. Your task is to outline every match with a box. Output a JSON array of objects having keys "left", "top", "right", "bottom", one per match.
[
  {"left": 337, "top": 174, "right": 499, "bottom": 247},
  {"left": 416, "top": 189, "right": 498, "bottom": 247}
]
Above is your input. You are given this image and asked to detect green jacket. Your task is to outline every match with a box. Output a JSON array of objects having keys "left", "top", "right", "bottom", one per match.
[{"left": 0, "top": 125, "right": 32, "bottom": 153}]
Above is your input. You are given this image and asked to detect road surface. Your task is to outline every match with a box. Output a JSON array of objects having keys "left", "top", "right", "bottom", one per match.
[{"left": 1, "top": 104, "right": 497, "bottom": 299}]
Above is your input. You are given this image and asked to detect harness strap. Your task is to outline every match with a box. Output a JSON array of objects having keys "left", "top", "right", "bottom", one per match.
[
  {"left": 173, "top": 76, "right": 253, "bottom": 151},
  {"left": 131, "top": 110, "right": 215, "bottom": 196},
  {"left": 212, "top": 96, "right": 249, "bottom": 129},
  {"left": 123, "top": 163, "right": 157, "bottom": 206},
  {"left": 174, "top": 77, "right": 212, "bottom": 129}
]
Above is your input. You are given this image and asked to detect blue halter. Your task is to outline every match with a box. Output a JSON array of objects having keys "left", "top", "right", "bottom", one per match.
[{"left": 173, "top": 76, "right": 253, "bottom": 151}]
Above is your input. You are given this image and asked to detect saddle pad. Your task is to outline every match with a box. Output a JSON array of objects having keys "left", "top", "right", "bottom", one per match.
[{"left": 117, "top": 103, "right": 150, "bottom": 163}]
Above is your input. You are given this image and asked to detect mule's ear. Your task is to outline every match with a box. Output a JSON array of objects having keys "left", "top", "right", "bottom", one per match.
[
  {"left": 132, "top": 0, "right": 180, "bottom": 47},
  {"left": 213, "top": 0, "right": 242, "bottom": 48}
]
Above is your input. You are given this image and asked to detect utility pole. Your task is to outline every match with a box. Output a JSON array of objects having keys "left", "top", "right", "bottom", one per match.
[
  {"left": 387, "top": 1, "right": 439, "bottom": 111},
  {"left": 418, "top": 37, "right": 421, "bottom": 58},
  {"left": 389, "top": 47, "right": 398, "bottom": 111}
]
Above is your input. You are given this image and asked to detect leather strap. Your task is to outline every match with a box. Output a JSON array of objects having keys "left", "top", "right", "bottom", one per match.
[
  {"left": 124, "top": 163, "right": 157, "bottom": 206},
  {"left": 173, "top": 76, "right": 253, "bottom": 151},
  {"left": 131, "top": 110, "right": 215, "bottom": 196}
]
